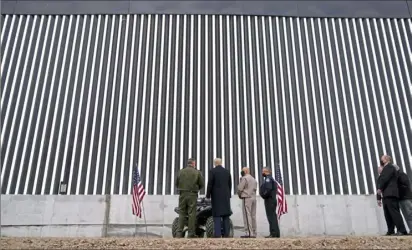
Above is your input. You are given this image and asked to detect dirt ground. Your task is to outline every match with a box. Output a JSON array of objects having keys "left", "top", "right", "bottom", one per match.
[{"left": 1, "top": 236, "right": 412, "bottom": 249}]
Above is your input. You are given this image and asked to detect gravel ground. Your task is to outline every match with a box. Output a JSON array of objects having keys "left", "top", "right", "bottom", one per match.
[{"left": 1, "top": 236, "right": 412, "bottom": 249}]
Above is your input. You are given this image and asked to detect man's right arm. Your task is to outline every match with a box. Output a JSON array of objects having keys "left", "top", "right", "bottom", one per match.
[{"left": 175, "top": 171, "right": 180, "bottom": 189}]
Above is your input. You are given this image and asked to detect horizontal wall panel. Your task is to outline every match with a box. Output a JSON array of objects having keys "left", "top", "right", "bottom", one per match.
[
  {"left": 409, "top": 1, "right": 412, "bottom": 17},
  {"left": 1, "top": 1, "right": 412, "bottom": 19},
  {"left": 1, "top": 14, "right": 412, "bottom": 196}
]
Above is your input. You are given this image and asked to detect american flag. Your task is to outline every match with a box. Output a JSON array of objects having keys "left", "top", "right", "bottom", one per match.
[
  {"left": 275, "top": 164, "right": 288, "bottom": 220},
  {"left": 132, "top": 165, "right": 146, "bottom": 218}
]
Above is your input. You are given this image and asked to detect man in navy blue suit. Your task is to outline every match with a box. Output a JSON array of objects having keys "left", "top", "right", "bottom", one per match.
[{"left": 206, "top": 158, "right": 232, "bottom": 238}]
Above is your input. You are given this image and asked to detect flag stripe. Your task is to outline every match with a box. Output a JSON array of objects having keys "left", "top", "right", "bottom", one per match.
[{"left": 275, "top": 165, "right": 287, "bottom": 220}]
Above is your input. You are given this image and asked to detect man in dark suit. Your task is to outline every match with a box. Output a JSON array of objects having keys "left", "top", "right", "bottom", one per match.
[
  {"left": 260, "top": 167, "right": 280, "bottom": 238},
  {"left": 206, "top": 158, "right": 232, "bottom": 238},
  {"left": 377, "top": 155, "right": 407, "bottom": 235},
  {"left": 394, "top": 164, "right": 412, "bottom": 235}
]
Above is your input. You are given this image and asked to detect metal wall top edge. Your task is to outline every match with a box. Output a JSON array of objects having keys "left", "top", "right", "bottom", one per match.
[{"left": 1, "top": 0, "right": 412, "bottom": 18}]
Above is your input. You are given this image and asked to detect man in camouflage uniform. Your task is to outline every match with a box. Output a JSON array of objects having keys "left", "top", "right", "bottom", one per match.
[{"left": 175, "top": 158, "right": 205, "bottom": 238}]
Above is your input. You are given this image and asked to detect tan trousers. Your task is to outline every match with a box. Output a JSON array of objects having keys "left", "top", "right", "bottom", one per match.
[{"left": 242, "top": 197, "right": 257, "bottom": 236}]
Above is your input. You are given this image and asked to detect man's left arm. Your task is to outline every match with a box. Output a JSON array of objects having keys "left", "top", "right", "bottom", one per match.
[
  {"left": 260, "top": 177, "right": 273, "bottom": 199},
  {"left": 228, "top": 172, "right": 232, "bottom": 197},
  {"left": 399, "top": 172, "right": 411, "bottom": 189},
  {"left": 376, "top": 193, "right": 382, "bottom": 206},
  {"left": 198, "top": 171, "right": 205, "bottom": 191},
  {"left": 237, "top": 178, "right": 246, "bottom": 193},
  {"left": 377, "top": 166, "right": 395, "bottom": 192}
]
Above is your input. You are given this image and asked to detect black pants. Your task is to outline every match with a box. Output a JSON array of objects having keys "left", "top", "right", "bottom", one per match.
[
  {"left": 264, "top": 198, "right": 280, "bottom": 237},
  {"left": 383, "top": 197, "right": 407, "bottom": 234},
  {"left": 213, "top": 216, "right": 230, "bottom": 237}
]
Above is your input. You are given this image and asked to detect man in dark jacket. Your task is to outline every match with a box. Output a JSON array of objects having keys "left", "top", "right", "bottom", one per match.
[
  {"left": 175, "top": 158, "right": 205, "bottom": 238},
  {"left": 396, "top": 165, "right": 412, "bottom": 234},
  {"left": 206, "top": 158, "right": 232, "bottom": 238},
  {"left": 377, "top": 155, "right": 407, "bottom": 235},
  {"left": 260, "top": 167, "right": 280, "bottom": 238}
]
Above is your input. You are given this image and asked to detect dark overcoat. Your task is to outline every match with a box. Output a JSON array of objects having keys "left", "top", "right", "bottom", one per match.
[
  {"left": 206, "top": 165, "right": 232, "bottom": 217},
  {"left": 377, "top": 164, "right": 399, "bottom": 198}
]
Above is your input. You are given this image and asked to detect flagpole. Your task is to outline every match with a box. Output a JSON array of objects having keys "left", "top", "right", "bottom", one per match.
[
  {"left": 162, "top": 196, "right": 165, "bottom": 238},
  {"left": 141, "top": 201, "right": 148, "bottom": 238},
  {"left": 134, "top": 209, "right": 138, "bottom": 237}
]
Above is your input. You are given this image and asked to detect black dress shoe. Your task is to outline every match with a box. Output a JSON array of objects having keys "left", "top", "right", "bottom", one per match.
[
  {"left": 395, "top": 232, "right": 407, "bottom": 236},
  {"left": 385, "top": 232, "right": 395, "bottom": 236},
  {"left": 265, "top": 235, "right": 280, "bottom": 238},
  {"left": 240, "top": 235, "right": 251, "bottom": 238}
]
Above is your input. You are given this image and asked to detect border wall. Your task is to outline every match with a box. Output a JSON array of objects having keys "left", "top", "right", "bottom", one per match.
[{"left": 1, "top": 195, "right": 401, "bottom": 237}]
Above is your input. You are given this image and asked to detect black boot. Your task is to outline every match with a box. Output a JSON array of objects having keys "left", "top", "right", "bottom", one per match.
[{"left": 265, "top": 235, "right": 279, "bottom": 238}]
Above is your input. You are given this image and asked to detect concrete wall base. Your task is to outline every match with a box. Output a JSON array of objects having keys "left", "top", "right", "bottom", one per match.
[{"left": 1, "top": 195, "right": 406, "bottom": 237}]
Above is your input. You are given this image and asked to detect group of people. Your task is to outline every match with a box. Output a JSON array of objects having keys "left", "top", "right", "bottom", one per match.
[
  {"left": 376, "top": 155, "right": 412, "bottom": 236},
  {"left": 174, "top": 154, "right": 412, "bottom": 238},
  {"left": 175, "top": 158, "right": 280, "bottom": 238}
]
